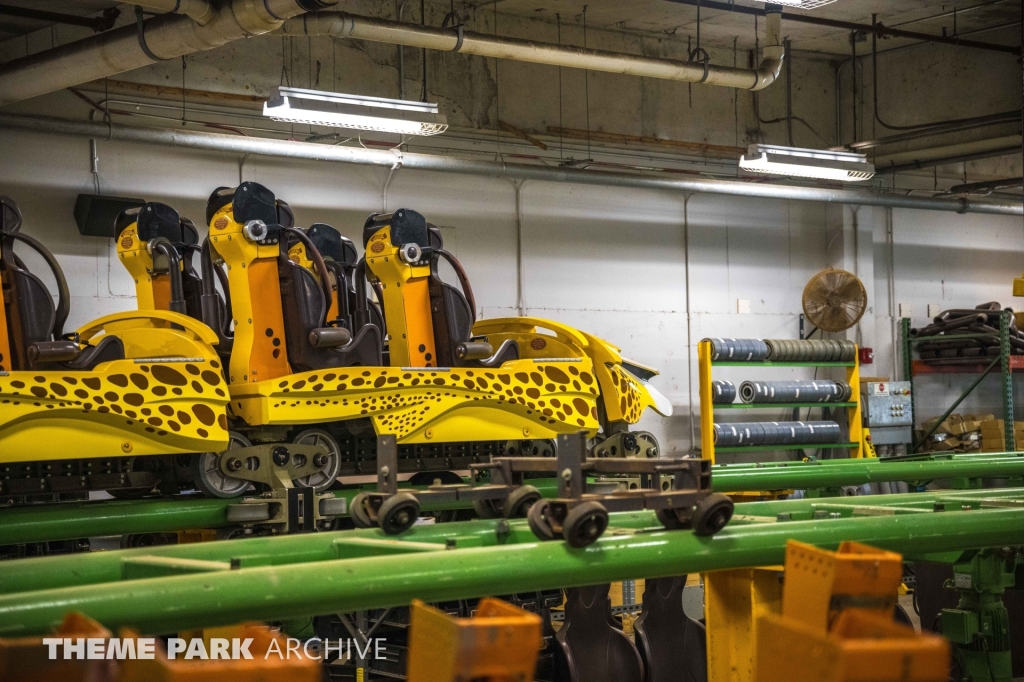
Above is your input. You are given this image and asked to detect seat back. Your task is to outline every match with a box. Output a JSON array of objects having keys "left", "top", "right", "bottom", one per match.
[
  {"left": 364, "top": 210, "right": 485, "bottom": 368},
  {"left": 1, "top": 195, "right": 71, "bottom": 371},
  {"left": 208, "top": 183, "right": 382, "bottom": 383},
  {"left": 116, "top": 202, "right": 203, "bottom": 321}
]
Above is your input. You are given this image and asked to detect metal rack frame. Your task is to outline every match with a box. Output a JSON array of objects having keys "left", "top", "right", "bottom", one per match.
[
  {"left": 901, "top": 312, "right": 1018, "bottom": 453},
  {"left": 698, "top": 339, "right": 864, "bottom": 463}
]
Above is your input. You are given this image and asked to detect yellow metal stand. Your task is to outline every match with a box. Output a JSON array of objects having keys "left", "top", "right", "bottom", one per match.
[
  {"left": 407, "top": 598, "right": 543, "bottom": 682},
  {"left": 697, "top": 339, "right": 866, "bottom": 463},
  {"left": 705, "top": 568, "right": 783, "bottom": 682}
]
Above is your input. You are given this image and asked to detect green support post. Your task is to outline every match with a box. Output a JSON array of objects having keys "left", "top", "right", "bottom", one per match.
[
  {"left": 941, "top": 548, "right": 1021, "bottom": 682},
  {"left": 999, "top": 311, "right": 1016, "bottom": 452},
  {"left": 901, "top": 317, "right": 916, "bottom": 451}
]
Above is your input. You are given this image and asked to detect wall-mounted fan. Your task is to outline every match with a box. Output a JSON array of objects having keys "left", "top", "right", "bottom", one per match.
[{"left": 802, "top": 268, "right": 867, "bottom": 333}]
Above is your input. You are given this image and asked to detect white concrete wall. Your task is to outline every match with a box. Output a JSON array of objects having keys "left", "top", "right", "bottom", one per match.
[{"left": 5, "top": 124, "right": 1021, "bottom": 457}]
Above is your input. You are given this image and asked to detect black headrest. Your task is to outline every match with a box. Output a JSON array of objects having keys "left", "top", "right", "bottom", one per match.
[
  {"left": 136, "top": 202, "right": 182, "bottom": 243},
  {"left": 277, "top": 200, "right": 295, "bottom": 229},
  {"left": 308, "top": 223, "right": 357, "bottom": 265},
  {"left": 0, "top": 196, "right": 22, "bottom": 235},
  {"left": 205, "top": 186, "right": 234, "bottom": 227},
  {"left": 180, "top": 217, "right": 199, "bottom": 246},
  {"left": 233, "top": 182, "right": 278, "bottom": 226},
  {"left": 362, "top": 208, "right": 428, "bottom": 248},
  {"left": 427, "top": 223, "right": 443, "bottom": 249},
  {"left": 115, "top": 206, "right": 142, "bottom": 237}
]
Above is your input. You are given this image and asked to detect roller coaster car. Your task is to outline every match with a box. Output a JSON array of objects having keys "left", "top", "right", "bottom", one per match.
[
  {"left": 197, "top": 182, "right": 671, "bottom": 500},
  {"left": 0, "top": 196, "right": 229, "bottom": 482}
]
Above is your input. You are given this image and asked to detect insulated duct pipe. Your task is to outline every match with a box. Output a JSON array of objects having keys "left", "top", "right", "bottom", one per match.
[
  {"left": 0, "top": 0, "right": 337, "bottom": 107},
  {"left": 280, "top": 11, "right": 786, "bottom": 90},
  {"left": 2, "top": 114, "right": 1020, "bottom": 216}
]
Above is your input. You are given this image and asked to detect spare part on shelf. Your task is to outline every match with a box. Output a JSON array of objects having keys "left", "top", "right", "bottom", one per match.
[
  {"left": 698, "top": 338, "right": 863, "bottom": 462},
  {"left": 739, "top": 144, "right": 875, "bottom": 182},
  {"left": 802, "top": 268, "right": 868, "bottom": 333},
  {"left": 739, "top": 380, "right": 852, "bottom": 404},
  {"left": 909, "top": 302, "right": 1024, "bottom": 364},
  {"left": 706, "top": 338, "right": 769, "bottom": 362},
  {"left": 713, "top": 421, "right": 842, "bottom": 447},
  {"left": 712, "top": 380, "right": 737, "bottom": 404},
  {"left": 765, "top": 338, "right": 857, "bottom": 363},
  {"left": 860, "top": 381, "right": 912, "bottom": 446},
  {"left": 263, "top": 86, "right": 448, "bottom": 136}
]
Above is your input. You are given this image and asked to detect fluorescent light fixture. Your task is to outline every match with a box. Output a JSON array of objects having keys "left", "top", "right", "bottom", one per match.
[
  {"left": 263, "top": 87, "right": 448, "bottom": 136},
  {"left": 739, "top": 144, "right": 875, "bottom": 182},
  {"left": 759, "top": 0, "right": 838, "bottom": 8}
]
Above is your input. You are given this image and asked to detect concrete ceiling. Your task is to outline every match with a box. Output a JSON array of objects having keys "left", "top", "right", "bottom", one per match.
[
  {"left": 0, "top": 1, "right": 117, "bottom": 43},
  {"left": 467, "top": 0, "right": 1021, "bottom": 56},
  {"left": 0, "top": 0, "right": 1019, "bottom": 57}
]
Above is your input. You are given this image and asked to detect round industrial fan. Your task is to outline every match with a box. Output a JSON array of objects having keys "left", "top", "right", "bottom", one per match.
[{"left": 802, "top": 268, "right": 867, "bottom": 333}]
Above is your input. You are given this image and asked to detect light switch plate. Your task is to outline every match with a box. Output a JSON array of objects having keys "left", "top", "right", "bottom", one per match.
[{"left": 737, "top": 299, "right": 751, "bottom": 314}]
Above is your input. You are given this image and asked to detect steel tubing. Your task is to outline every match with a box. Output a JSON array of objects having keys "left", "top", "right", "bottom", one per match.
[
  {"left": 1, "top": 504, "right": 1022, "bottom": 636},
  {"left": 713, "top": 421, "right": 842, "bottom": 446},
  {"left": 0, "top": 115, "right": 1021, "bottom": 216},
  {"left": 3, "top": 486, "right": 1024, "bottom": 597}
]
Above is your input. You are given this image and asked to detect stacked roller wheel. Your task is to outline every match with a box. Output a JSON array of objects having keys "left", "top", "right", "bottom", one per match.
[
  {"left": 764, "top": 339, "right": 856, "bottom": 363},
  {"left": 738, "top": 380, "right": 852, "bottom": 404},
  {"left": 713, "top": 421, "right": 842, "bottom": 447},
  {"left": 711, "top": 380, "right": 737, "bottom": 404}
]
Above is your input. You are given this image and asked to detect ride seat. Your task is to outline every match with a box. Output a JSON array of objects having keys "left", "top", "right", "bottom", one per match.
[
  {"left": 279, "top": 222, "right": 382, "bottom": 371},
  {"left": 1, "top": 196, "right": 124, "bottom": 371},
  {"left": 364, "top": 209, "right": 518, "bottom": 368}
]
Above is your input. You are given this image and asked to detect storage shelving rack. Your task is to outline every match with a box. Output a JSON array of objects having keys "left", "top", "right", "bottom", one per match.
[
  {"left": 900, "top": 312, "right": 1019, "bottom": 453},
  {"left": 698, "top": 339, "right": 864, "bottom": 464}
]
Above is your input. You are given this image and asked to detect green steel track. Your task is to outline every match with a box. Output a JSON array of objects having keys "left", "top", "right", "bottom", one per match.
[
  {"left": 0, "top": 488, "right": 1022, "bottom": 636},
  {"left": 2, "top": 451, "right": 1023, "bottom": 546}
]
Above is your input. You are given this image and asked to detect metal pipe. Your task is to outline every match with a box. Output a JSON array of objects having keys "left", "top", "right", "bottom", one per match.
[
  {"left": 281, "top": 11, "right": 786, "bottom": 91},
  {"left": 3, "top": 485, "right": 1022, "bottom": 596},
  {"left": 1, "top": 501, "right": 1022, "bottom": 635},
  {"left": 846, "top": 112, "right": 1022, "bottom": 151},
  {"left": 949, "top": 176, "right": 1024, "bottom": 194},
  {"left": 665, "top": 0, "right": 1021, "bottom": 55},
  {"left": 876, "top": 145, "right": 1022, "bottom": 174},
  {"left": 0, "top": 0, "right": 337, "bottom": 107},
  {"left": 4, "top": 453, "right": 1024, "bottom": 547},
  {"left": 0, "top": 4, "right": 119, "bottom": 32},
  {"left": 2, "top": 114, "right": 1021, "bottom": 215},
  {"left": 890, "top": 0, "right": 1011, "bottom": 28}
]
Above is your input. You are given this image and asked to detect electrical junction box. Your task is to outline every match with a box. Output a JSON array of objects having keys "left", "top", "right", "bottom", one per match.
[{"left": 861, "top": 381, "right": 913, "bottom": 445}]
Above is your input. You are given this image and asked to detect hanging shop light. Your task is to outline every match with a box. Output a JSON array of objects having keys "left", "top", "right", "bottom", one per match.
[
  {"left": 739, "top": 144, "right": 875, "bottom": 182},
  {"left": 263, "top": 87, "right": 448, "bottom": 136}
]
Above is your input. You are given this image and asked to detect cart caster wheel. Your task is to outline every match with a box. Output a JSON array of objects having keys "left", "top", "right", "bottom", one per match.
[
  {"left": 350, "top": 492, "right": 376, "bottom": 529},
  {"left": 473, "top": 497, "right": 503, "bottom": 519},
  {"left": 655, "top": 506, "right": 688, "bottom": 530},
  {"left": 378, "top": 493, "right": 421, "bottom": 535},
  {"left": 527, "top": 500, "right": 558, "bottom": 541},
  {"left": 692, "top": 493, "right": 734, "bottom": 537},
  {"left": 503, "top": 485, "right": 542, "bottom": 519},
  {"left": 563, "top": 501, "right": 609, "bottom": 548}
]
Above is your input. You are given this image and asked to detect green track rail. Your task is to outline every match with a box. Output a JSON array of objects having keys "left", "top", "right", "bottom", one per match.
[
  {"left": 0, "top": 488, "right": 1023, "bottom": 636},
  {"left": 3, "top": 452, "right": 1024, "bottom": 546}
]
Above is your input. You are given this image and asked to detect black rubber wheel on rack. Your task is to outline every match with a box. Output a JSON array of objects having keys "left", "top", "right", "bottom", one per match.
[
  {"left": 350, "top": 492, "right": 376, "bottom": 529},
  {"left": 503, "top": 485, "right": 542, "bottom": 519},
  {"left": 473, "top": 497, "right": 503, "bottom": 519},
  {"left": 562, "top": 501, "right": 609, "bottom": 548},
  {"left": 692, "top": 493, "right": 734, "bottom": 537},
  {"left": 527, "top": 500, "right": 558, "bottom": 541},
  {"left": 378, "top": 492, "right": 421, "bottom": 535},
  {"left": 655, "top": 506, "right": 687, "bottom": 530}
]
